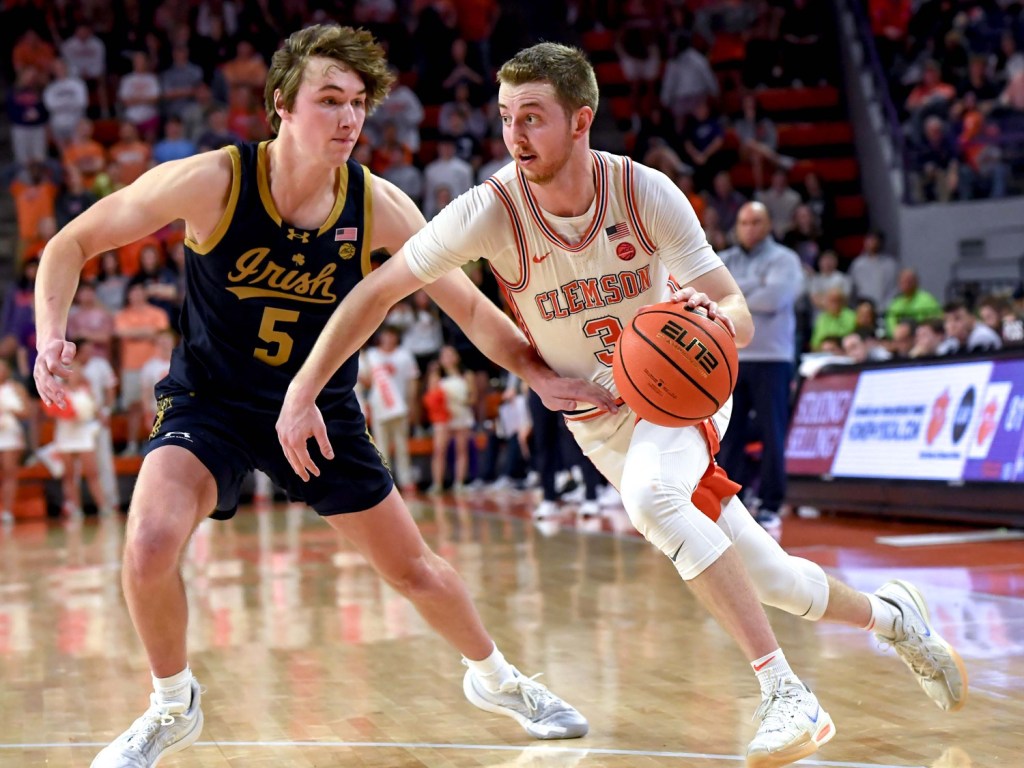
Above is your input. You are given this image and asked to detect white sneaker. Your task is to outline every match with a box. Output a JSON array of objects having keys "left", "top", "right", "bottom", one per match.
[
  {"left": 0, "top": 510, "right": 13, "bottom": 527},
  {"left": 91, "top": 678, "right": 203, "bottom": 767},
  {"left": 597, "top": 485, "right": 622, "bottom": 509},
  {"left": 578, "top": 500, "right": 600, "bottom": 518},
  {"left": 463, "top": 667, "right": 588, "bottom": 740},
  {"left": 533, "top": 500, "right": 559, "bottom": 519},
  {"left": 746, "top": 679, "right": 834, "bottom": 768},
  {"left": 560, "top": 485, "right": 585, "bottom": 503},
  {"left": 874, "top": 579, "right": 968, "bottom": 712}
]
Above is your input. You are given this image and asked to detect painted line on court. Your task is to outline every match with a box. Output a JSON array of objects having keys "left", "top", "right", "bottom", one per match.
[{"left": 0, "top": 740, "right": 922, "bottom": 767}]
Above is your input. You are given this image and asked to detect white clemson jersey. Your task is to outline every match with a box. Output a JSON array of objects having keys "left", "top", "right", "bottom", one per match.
[{"left": 403, "top": 150, "right": 723, "bottom": 401}]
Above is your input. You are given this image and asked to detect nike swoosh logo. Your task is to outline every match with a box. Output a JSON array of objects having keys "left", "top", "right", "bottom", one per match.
[
  {"left": 670, "top": 541, "right": 684, "bottom": 562},
  {"left": 753, "top": 655, "right": 776, "bottom": 672},
  {"left": 532, "top": 252, "right": 551, "bottom": 263},
  {"left": 805, "top": 706, "right": 820, "bottom": 724}
]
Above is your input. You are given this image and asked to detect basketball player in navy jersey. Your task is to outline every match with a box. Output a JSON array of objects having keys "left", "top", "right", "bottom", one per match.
[
  {"left": 34, "top": 25, "right": 610, "bottom": 768},
  {"left": 278, "top": 42, "right": 967, "bottom": 768}
]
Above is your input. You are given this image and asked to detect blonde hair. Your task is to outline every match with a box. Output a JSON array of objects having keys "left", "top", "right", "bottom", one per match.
[
  {"left": 497, "top": 42, "right": 599, "bottom": 115},
  {"left": 265, "top": 24, "right": 394, "bottom": 133}
]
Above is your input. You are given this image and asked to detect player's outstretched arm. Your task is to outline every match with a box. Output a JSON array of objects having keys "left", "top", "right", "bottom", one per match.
[
  {"left": 34, "top": 151, "right": 233, "bottom": 406},
  {"left": 277, "top": 252, "right": 426, "bottom": 481},
  {"left": 425, "top": 269, "right": 619, "bottom": 414}
]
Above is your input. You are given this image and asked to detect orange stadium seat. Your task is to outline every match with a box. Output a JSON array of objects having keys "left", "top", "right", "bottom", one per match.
[
  {"left": 834, "top": 194, "right": 867, "bottom": 220},
  {"left": 757, "top": 86, "right": 840, "bottom": 113},
  {"left": 581, "top": 29, "right": 616, "bottom": 52},
  {"left": 776, "top": 122, "right": 853, "bottom": 148},
  {"left": 833, "top": 234, "right": 866, "bottom": 260}
]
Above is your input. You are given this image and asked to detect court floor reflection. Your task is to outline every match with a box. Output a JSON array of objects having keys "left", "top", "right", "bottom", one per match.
[{"left": 0, "top": 493, "right": 1020, "bottom": 767}]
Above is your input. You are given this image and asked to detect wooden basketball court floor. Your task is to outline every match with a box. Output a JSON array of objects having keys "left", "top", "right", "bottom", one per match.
[{"left": 0, "top": 489, "right": 1021, "bottom": 767}]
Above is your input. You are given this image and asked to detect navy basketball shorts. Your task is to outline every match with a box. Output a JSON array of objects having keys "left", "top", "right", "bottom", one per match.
[{"left": 144, "top": 384, "right": 394, "bottom": 519}]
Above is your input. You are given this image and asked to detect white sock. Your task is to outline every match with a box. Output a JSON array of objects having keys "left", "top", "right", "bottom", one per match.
[
  {"left": 153, "top": 666, "right": 193, "bottom": 708},
  {"left": 864, "top": 593, "right": 901, "bottom": 640},
  {"left": 751, "top": 649, "right": 797, "bottom": 698},
  {"left": 463, "top": 644, "right": 517, "bottom": 693}
]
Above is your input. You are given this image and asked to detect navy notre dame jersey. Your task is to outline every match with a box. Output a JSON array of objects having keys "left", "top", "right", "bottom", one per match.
[{"left": 167, "top": 141, "right": 372, "bottom": 422}]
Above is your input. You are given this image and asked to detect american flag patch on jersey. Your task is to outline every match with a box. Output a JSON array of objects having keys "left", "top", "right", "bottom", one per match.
[
  {"left": 605, "top": 222, "right": 630, "bottom": 241},
  {"left": 335, "top": 227, "right": 359, "bottom": 241}
]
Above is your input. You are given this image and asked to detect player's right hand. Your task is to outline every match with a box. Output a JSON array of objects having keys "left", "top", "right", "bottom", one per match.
[
  {"left": 34, "top": 338, "right": 77, "bottom": 408},
  {"left": 531, "top": 371, "right": 619, "bottom": 414},
  {"left": 277, "top": 385, "right": 335, "bottom": 482}
]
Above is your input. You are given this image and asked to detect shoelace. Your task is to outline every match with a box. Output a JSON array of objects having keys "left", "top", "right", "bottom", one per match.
[
  {"left": 124, "top": 697, "right": 183, "bottom": 752},
  {"left": 888, "top": 628, "right": 952, "bottom": 681},
  {"left": 500, "top": 673, "right": 557, "bottom": 716},
  {"left": 752, "top": 683, "right": 806, "bottom": 731}
]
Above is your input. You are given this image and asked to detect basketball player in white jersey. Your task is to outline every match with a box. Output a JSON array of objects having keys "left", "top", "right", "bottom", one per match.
[{"left": 278, "top": 43, "right": 966, "bottom": 767}]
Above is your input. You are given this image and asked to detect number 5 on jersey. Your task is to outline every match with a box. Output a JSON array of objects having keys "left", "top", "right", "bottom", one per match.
[{"left": 255, "top": 307, "right": 299, "bottom": 366}]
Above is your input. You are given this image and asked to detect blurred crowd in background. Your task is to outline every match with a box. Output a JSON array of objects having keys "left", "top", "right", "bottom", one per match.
[{"left": 2, "top": 0, "right": 1024, "bottom": 525}]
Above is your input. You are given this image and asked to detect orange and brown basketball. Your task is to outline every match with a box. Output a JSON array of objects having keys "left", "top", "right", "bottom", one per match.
[{"left": 613, "top": 301, "right": 738, "bottom": 428}]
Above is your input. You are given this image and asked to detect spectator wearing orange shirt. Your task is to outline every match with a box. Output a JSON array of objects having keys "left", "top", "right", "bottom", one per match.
[
  {"left": 453, "top": 0, "right": 499, "bottom": 73},
  {"left": 673, "top": 167, "right": 706, "bottom": 225},
  {"left": 10, "top": 161, "right": 58, "bottom": 266},
  {"left": 226, "top": 85, "right": 267, "bottom": 142},
  {"left": 905, "top": 59, "right": 956, "bottom": 137},
  {"left": 12, "top": 29, "right": 55, "bottom": 74},
  {"left": 108, "top": 122, "right": 153, "bottom": 187},
  {"left": 219, "top": 40, "right": 268, "bottom": 99},
  {"left": 62, "top": 118, "right": 107, "bottom": 191},
  {"left": 116, "top": 234, "right": 163, "bottom": 278},
  {"left": 114, "top": 282, "right": 170, "bottom": 454},
  {"left": 868, "top": 0, "right": 911, "bottom": 69}
]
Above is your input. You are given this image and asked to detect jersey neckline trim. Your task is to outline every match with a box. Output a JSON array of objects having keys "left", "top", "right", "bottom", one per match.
[
  {"left": 516, "top": 150, "right": 608, "bottom": 253},
  {"left": 256, "top": 140, "right": 348, "bottom": 236}
]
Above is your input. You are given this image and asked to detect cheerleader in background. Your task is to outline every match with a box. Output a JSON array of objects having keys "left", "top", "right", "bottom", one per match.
[
  {"left": 436, "top": 345, "right": 476, "bottom": 493},
  {"left": 50, "top": 362, "right": 112, "bottom": 520},
  {"left": 0, "top": 359, "right": 29, "bottom": 525}
]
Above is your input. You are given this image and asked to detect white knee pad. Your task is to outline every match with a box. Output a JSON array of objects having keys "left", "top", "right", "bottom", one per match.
[
  {"left": 717, "top": 497, "right": 830, "bottom": 620},
  {"left": 620, "top": 436, "right": 731, "bottom": 581}
]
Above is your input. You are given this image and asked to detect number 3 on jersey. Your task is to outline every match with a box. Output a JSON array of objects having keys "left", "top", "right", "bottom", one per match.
[
  {"left": 254, "top": 307, "right": 299, "bottom": 366},
  {"left": 583, "top": 316, "right": 623, "bottom": 367}
]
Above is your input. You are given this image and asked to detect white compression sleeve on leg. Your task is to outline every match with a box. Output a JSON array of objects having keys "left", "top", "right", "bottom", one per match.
[{"left": 717, "top": 496, "right": 830, "bottom": 620}]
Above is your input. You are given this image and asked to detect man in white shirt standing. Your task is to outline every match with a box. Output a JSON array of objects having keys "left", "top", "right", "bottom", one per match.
[
  {"left": 423, "top": 137, "right": 474, "bottom": 220},
  {"left": 60, "top": 24, "right": 108, "bottom": 117},
  {"left": 848, "top": 230, "right": 899, "bottom": 310},
  {"left": 43, "top": 59, "right": 89, "bottom": 148},
  {"left": 359, "top": 326, "right": 420, "bottom": 491}
]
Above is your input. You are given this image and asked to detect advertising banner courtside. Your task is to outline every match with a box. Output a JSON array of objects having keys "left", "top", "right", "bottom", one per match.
[{"left": 786, "top": 358, "right": 1024, "bottom": 484}]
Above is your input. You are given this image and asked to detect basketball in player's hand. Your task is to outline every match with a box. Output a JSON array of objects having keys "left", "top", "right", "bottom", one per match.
[{"left": 612, "top": 301, "right": 738, "bottom": 428}]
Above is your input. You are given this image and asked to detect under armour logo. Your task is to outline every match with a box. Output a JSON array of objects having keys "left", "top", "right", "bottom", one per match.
[{"left": 286, "top": 228, "right": 310, "bottom": 243}]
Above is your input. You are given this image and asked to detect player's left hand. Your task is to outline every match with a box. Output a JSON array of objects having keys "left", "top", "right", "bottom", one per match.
[
  {"left": 669, "top": 286, "right": 736, "bottom": 338},
  {"left": 277, "top": 387, "right": 334, "bottom": 482},
  {"left": 530, "top": 372, "right": 619, "bottom": 414}
]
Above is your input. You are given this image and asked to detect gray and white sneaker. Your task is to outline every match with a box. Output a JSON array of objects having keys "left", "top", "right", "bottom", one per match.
[
  {"left": 875, "top": 579, "right": 968, "bottom": 712},
  {"left": 91, "top": 678, "right": 203, "bottom": 767},
  {"left": 747, "top": 679, "right": 834, "bottom": 768},
  {"left": 463, "top": 667, "right": 588, "bottom": 739}
]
